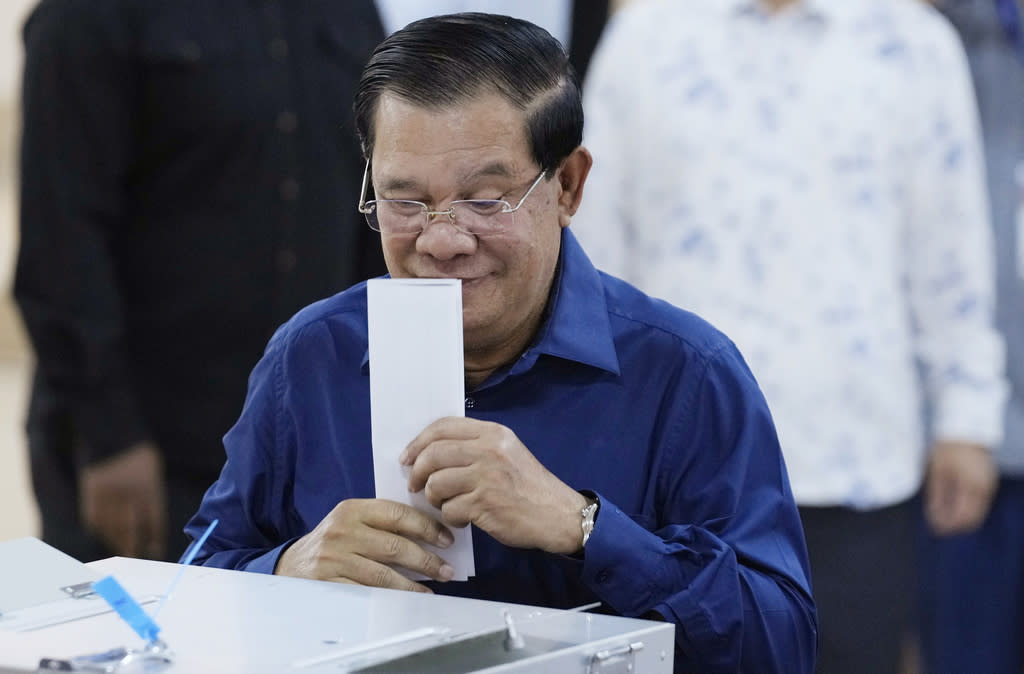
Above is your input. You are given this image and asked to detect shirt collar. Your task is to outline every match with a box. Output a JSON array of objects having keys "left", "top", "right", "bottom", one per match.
[
  {"left": 520, "top": 228, "right": 620, "bottom": 376},
  {"left": 359, "top": 228, "right": 620, "bottom": 378}
]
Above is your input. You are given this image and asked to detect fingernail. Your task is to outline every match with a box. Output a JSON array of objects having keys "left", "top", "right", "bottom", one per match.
[
  {"left": 438, "top": 529, "right": 454, "bottom": 547},
  {"left": 398, "top": 449, "right": 410, "bottom": 465},
  {"left": 438, "top": 564, "right": 455, "bottom": 581}
]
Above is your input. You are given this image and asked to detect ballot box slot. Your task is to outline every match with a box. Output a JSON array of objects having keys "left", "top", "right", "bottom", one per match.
[{"left": 349, "top": 631, "right": 573, "bottom": 673}]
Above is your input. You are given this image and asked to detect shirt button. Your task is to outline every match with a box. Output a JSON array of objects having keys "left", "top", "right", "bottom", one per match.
[
  {"left": 269, "top": 38, "right": 289, "bottom": 60},
  {"left": 276, "top": 249, "right": 297, "bottom": 273},
  {"left": 596, "top": 570, "right": 611, "bottom": 583},
  {"left": 276, "top": 111, "right": 298, "bottom": 133},
  {"left": 464, "top": 397, "right": 475, "bottom": 409},
  {"left": 279, "top": 179, "right": 300, "bottom": 201}
]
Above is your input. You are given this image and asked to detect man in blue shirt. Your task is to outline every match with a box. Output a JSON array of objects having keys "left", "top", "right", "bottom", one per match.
[{"left": 184, "top": 13, "right": 816, "bottom": 672}]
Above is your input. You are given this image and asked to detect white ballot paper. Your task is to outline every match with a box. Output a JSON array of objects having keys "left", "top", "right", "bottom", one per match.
[{"left": 367, "top": 278, "right": 475, "bottom": 581}]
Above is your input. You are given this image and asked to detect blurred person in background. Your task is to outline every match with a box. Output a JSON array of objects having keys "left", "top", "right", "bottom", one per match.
[
  {"left": 16, "top": 0, "right": 391, "bottom": 563},
  {"left": 918, "top": 1, "right": 1024, "bottom": 672},
  {"left": 574, "top": 1, "right": 1007, "bottom": 672},
  {"left": 15, "top": 0, "right": 610, "bottom": 565}
]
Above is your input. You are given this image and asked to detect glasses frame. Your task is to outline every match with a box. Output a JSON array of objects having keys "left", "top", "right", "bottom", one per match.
[{"left": 357, "top": 160, "right": 548, "bottom": 235}]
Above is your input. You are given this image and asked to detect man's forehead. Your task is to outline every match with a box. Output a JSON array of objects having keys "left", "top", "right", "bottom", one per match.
[
  {"left": 372, "top": 159, "right": 520, "bottom": 193},
  {"left": 370, "top": 93, "right": 532, "bottom": 183},
  {"left": 372, "top": 92, "right": 525, "bottom": 142}
]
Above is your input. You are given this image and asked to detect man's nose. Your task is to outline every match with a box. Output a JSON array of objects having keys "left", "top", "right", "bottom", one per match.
[{"left": 415, "top": 215, "right": 476, "bottom": 260}]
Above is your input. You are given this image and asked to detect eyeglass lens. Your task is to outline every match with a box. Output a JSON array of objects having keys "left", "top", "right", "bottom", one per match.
[{"left": 364, "top": 200, "right": 514, "bottom": 235}]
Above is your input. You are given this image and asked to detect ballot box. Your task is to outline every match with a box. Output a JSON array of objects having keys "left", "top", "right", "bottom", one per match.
[{"left": 0, "top": 540, "right": 674, "bottom": 673}]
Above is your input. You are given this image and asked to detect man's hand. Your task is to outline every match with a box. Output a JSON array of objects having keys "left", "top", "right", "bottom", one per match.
[
  {"left": 79, "top": 442, "right": 166, "bottom": 559},
  {"left": 275, "top": 498, "right": 456, "bottom": 592},
  {"left": 925, "top": 440, "right": 998, "bottom": 536},
  {"left": 402, "top": 417, "right": 590, "bottom": 555}
]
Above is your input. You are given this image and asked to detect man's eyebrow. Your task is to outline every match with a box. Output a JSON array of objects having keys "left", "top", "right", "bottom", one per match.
[
  {"left": 375, "top": 161, "right": 518, "bottom": 193},
  {"left": 462, "top": 161, "right": 516, "bottom": 182},
  {"left": 375, "top": 176, "right": 421, "bottom": 193}
]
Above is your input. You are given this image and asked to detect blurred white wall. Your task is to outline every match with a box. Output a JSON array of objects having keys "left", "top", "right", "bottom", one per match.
[
  {"left": 0, "top": 0, "right": 31, "bottom": 358},
  {"left": 0, "top": 0, "right": 38, "bottom": 543},
  {"left": 0, "top": 1, "right": 32, "bottom": 95}
]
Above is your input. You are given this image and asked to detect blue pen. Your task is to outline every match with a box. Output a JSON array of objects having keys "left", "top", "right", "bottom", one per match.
[
  {"left": 90, "top": 518, "right": 219, "bottom": 645},
  {"left": 150, "top": 518, "right": 219, "bottom": 622}
]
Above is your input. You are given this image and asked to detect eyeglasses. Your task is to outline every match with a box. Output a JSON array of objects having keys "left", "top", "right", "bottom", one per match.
[{"left": 357, "top": 161, "right": 547, "bottom": 236}]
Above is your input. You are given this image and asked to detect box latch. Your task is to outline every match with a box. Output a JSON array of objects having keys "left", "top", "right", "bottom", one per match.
[{"left": 588, "top": 640, "right": 644, "bottom": 673}]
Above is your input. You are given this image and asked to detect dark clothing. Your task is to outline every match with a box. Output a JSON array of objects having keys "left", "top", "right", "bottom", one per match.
[
  {"left": 799, "top": 500, "right": 915, "bottom": 674},
  {"left": 16, "top": 0, "right": 387, "bottom": 560},
  {"left": 568, "top": 0, "right": 610, "bottom": 83},
  {"left": 919, "top": 478, "right": 1024, "bottom": 674}
]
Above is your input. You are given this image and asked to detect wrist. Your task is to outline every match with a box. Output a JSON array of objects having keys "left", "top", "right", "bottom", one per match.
[{"left": 578, "top": 490, "right": 600, "bottom": 553}]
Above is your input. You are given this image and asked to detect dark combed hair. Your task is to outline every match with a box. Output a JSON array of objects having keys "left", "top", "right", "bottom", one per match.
[{"left": 354, "top": 13, "right": 583, "bottom": 173}]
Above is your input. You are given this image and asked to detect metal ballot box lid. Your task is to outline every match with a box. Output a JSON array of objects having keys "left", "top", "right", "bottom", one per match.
[{"left": 0, "top": 556, "right": 674, "bottom": 673}]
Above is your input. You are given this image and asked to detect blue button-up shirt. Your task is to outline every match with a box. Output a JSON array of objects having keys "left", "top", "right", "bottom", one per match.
[{"left": 186, "top": 229, "right": 816, "bottom": 672}]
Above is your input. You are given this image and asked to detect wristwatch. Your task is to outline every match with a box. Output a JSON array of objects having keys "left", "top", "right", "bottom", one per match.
[{"left": 580, "top": 494, "right": 600, "bottom": 548}]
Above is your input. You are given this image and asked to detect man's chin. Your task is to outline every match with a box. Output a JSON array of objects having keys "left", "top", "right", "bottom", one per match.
[{"left": 460, "top": 309, "right": 497, "bottom": 345}]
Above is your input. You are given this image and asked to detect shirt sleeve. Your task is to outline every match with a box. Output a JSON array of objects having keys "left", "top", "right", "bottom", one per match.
[
  {"left": 15, "top": 0, "right": 149, "bottom": 465},
  {"left": 905, "top": 14, "right": 1008, "bottom": 447},
  {"left": 580, "top": 343, "right": 817, "bottom": 673},
  {"left": 183, "top": 332, "right": 295, "bottom": 572}
]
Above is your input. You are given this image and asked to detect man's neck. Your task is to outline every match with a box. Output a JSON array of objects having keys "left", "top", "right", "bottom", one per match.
[
  {"left": 465, "top": 367, "right": 494, "bottom": 392},
  {"left": 463, "top": 309, "right": 548, "bottom": 391},
  {"left": 463, "top": 340, "right": 528, "bottom": 391}
]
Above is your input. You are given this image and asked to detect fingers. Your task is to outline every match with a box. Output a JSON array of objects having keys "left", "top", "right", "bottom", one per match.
[
  {"left": 85, "top": 485, "right": 140, "bottom": 557},
  {"left": 437, "top": 492, "right": 476, "bottom": 529},
  {"left": 85, "top": 479, "right": 167, "bottom": 559},
  {"left": 421, "top": 465, "right": 476, "bottom": 517},
  {"left": 110, "top": 499, "right": 139, "bottom": 557},
  {"left": 143, "top": 489, "right": 168, "bottom": 560},
  {"left": 400, "top": 416, "right": 488, "bottom": 466},
  {"left": 357, "top": 526, "right": 456, "bottom": 583},
  {"left": 363, "top": 499, "right": 455, "bottom": 548},
  {"left": 404, "top": 418, "right": 517, "bottom": 493},
  {"left": 927, "top": 477, "right": 990, "bottom": 535},
  {"left": 400, "top": 420, "right": 579, "bottom": 549},
  {"left": 926, "top": 472, "right": 993, "bottom": 535},
  {"left": 325, "top": 570, "right": 434, "bottom": 594},
  {"left": 407, "top": 441, "right": 476, "bottom": 493},
  {"left": 925, "top": 474, "right": 958, "bottom": 535},
  {"left": 276, "top": 499, "right": 455, "bottom": 589},
  {"left": 79, "top": 443, "right": 167, "bottom": 559}
]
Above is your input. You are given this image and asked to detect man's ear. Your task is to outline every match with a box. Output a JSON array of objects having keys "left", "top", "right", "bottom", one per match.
[{"left": 557, "top": 146, "right": 593, "bottom": 228}]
